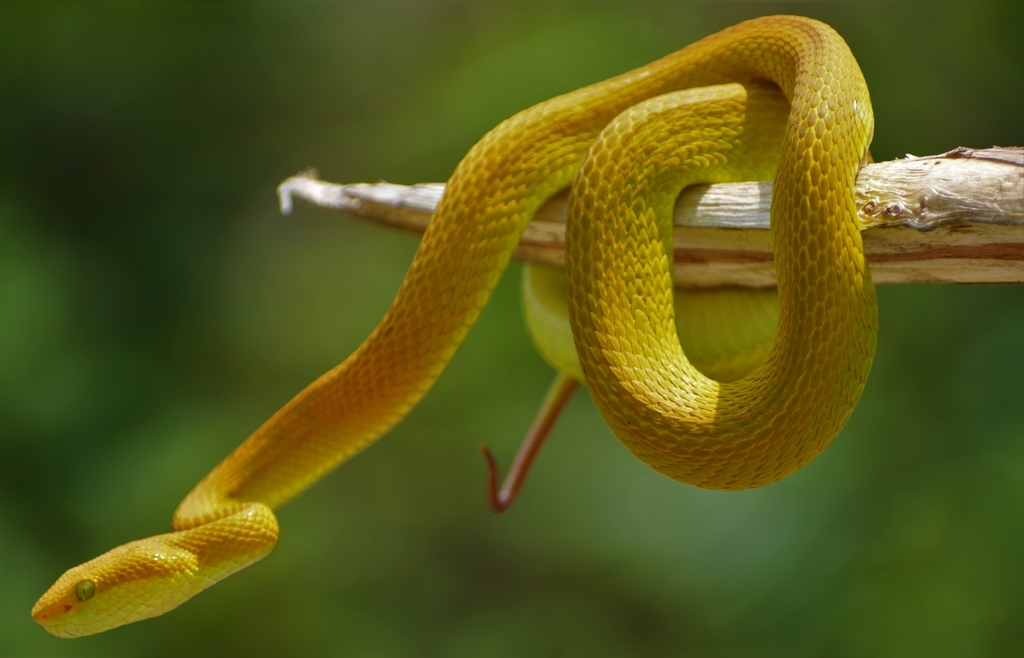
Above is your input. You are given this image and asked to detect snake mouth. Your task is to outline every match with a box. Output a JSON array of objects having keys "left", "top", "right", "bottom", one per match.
[
  {"left": 32, "top": 589, "right": 115, "bottom": 638},
  {"left": 31, "top": 596, "right": 81, "bottom": 638},
  {"left": 31, "top": 566, "right": 104, "bottom": 636}
]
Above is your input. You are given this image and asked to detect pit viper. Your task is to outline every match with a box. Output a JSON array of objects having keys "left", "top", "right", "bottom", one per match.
[{"left": 33, "top": 15, "right": 876, "bottom": 637}]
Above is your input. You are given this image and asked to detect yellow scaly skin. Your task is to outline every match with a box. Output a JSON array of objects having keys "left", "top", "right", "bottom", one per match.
[
  {"left": 523, "top": 262, "right": 782, "bottom": 384},
  {"left": 564, "top": 24, "right": 876, "bottom": 489},
  {"left": 33, "top": 15, "right": 875, "bottom": 637},
  {"left": 521, "top": 84, "right": 785, "bottom": 385},
  {"left": 521, "top": 82, "right": 788, "bottom": 386}
]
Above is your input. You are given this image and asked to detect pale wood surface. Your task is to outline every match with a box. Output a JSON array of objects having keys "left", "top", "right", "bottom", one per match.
[{"left": 278, "top": 147, "right": 1023, "bottom": 289}]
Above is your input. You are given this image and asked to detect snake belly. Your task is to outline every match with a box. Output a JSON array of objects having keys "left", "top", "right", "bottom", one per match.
[{"left": 33, "top": 15, "right": 876, "bottom": 637}]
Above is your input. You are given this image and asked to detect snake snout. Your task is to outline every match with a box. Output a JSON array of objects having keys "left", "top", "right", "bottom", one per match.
[
  {"left": 33, "top": 538, "right": 200, "bottom": 637},
  {"left": 31, "top": 567, "right": 101, "bottom": 638}
]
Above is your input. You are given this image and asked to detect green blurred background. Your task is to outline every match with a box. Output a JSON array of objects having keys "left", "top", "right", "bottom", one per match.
[{"left": 1, "top": 2, "right": 1022, "bottom": 656}]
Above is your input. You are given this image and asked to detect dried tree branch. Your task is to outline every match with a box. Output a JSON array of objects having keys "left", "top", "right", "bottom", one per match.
[{"left": 278, "top": 147, "right": 1023, "bottom": 289}]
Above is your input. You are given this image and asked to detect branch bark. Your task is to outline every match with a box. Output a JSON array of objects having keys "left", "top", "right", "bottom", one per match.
[{"left": 278, "top": 147, "right": 1023, "bottom": 289}]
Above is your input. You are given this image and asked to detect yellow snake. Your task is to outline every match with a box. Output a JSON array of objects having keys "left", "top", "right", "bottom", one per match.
[{"left": 33, "top": 15, "right": 876, "bottom": 637}]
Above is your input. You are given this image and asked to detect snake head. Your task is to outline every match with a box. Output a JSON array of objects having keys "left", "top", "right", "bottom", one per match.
[{"left": 32, "top": 537, "right": 198, "bottom": 638}]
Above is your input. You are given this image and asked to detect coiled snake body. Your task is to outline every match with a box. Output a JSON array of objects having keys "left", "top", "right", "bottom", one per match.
[{"left": 34, "top": 15, "right": 876, "bottom": 637}]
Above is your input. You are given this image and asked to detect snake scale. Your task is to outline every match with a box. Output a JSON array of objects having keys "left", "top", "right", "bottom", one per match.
[{"left": 33, "top": 15, "right": 876, "bottom": 637}]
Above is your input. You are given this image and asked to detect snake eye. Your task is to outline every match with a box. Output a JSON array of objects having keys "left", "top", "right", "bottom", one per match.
[{"left": 75, "top": 580, "right": 96, "bottom": 601}]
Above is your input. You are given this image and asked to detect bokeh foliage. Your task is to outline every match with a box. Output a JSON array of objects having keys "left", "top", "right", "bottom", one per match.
[{"left": 1, "top": 2, "right": 1022, "bottom": 656}]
